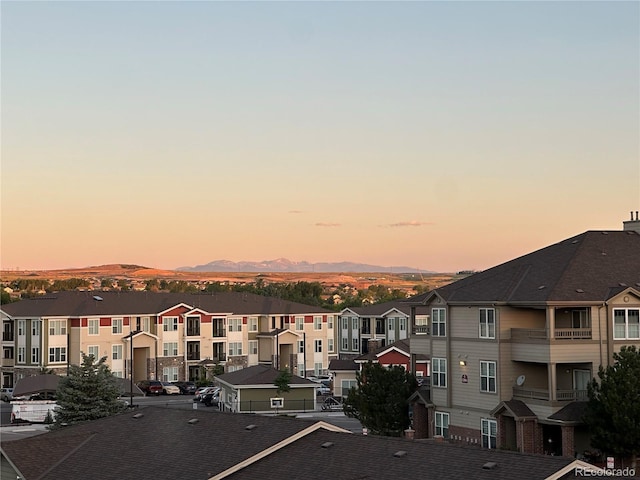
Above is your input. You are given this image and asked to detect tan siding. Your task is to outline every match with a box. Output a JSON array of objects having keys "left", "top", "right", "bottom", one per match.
[
  {"left": 410, "top": 337, "right": 431, "bottom": 356},
  {"left": 511, "top": 343, "right": 551, "bottom": 363},
  {"left": 450, "top": 341, "right": 500, "bottom": 411},
  {"left": 432, "top": 340, "right": 447, "bottom": 357},
  {"left": 549, "top": 343, "right": 602, "bottom": 363},
  {"left": 499, "top": 307, "right": 546, "bottom": 337},
  {"left": 449, "top": 306, "right": 479, "bottom": 338}
]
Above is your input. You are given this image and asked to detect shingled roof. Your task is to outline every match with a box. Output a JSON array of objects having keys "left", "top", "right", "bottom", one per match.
[
  {"left": 216, "top": 364, "right": 317, "bottom": 386},
  {"left": 0, "top": 291, "right": 333, "bottom": 318},
  {"left": 409, "top": 231, "right": 640, "bottom": 305}
]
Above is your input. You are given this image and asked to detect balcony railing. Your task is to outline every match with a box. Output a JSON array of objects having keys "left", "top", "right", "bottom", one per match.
[
  {"left": 513, "top": 386, "right": 588, "bottom": 402},
  {"left": 187, "top": 353, "right": 200, "bottom": 361},
  {"left": 2, "top": 333, "right": 14, "bottom": 342},
  {"left": 412, "top": 325, "right": 431, "bottom": 335},
  {"left": 511, "top": 328, "right": 592, "bottom": 341},
  {"left": 212, "top": 354, "right": 226, "bottom": 362},
  {"left": 186, "top": 329, "right": 201, "bottom": 337},
  {"left": 212, "top": 329, "right": 226, "bottom": 337}
]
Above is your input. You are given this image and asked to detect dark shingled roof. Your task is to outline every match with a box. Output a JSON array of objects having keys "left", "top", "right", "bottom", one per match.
[
  {"left": 1, "top": 290, "right": 334, "bottom": 318},
  {"left": 355, "top": 339, "right": 429, "bottom": 362},
  {"left": 408, "top": 231, "right": 640, "bottom": 305},
  {"left": 343, "top": 300, "right": 429, "bottom": 316},
  {"left": 227, "top": 428, "right": 573, "bottom": 480},
  {"left": 491, "top": 399, "right": 537, "bottom": 419},
  {"left": 216, "top": 364, "right": 317, "bottom": 386},
  {"left": 548, "top": 401, "right": 588, "bottom": 424},
  {"left": 328, "top": 359, "right": 358, "bottom": 371}
]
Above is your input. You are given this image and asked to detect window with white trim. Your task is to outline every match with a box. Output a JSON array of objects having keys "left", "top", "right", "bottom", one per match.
[
  {"left": 352, "top": 318, "right": 359, "bottom": 330},
  {"left": 141, "top": 316, "right": 150, "bottom": 332},
  {"left": 328, "top": 316, "right": 334, "bottom": 329},
  {"left": 17, "top": 347, "right": 26, "bottom": 364},
  {"left": 480, "top": 361, "right": 497, "bottom": 393},
  {"left": 249, "top": 340, "right": 258, "bottom": 355},
  {"left": 297, "top": 340, "right": 304, "bottom": 354},
  {"left": 249, "top": 317, "right": 258, "bottom": 332},
  {"left": 296, "top": 317, "right": 304, "bottom": 331},
  {"left": 388, "top": 318, "right": 395, "bottom": 331},
  {"left": 432, "top": 309, "right": 446, "bottom": 336},
  {"left": 87, "top": 345, "right": 99, "bottom": 360},
  {"left": 163, "top": 366, "right": 179, "bottom": 382},
  {"left": 481, "top": 419, "right": 497, "bottom": 449},
  {"left": 112, "top": 318, "right": 123, "bottom": 335},
  {"left": 435, "top": 412, "right": 449, "bottom": 438},
  {"left": 341, "top": 337, "right": 348, "bottom": 350},
  {"left": 17, "top": 320, "right": 25, "bottom": 336},
  {"left": 163, "top": 317, "right": 178, "bottom": 332},
  {"left": 49, "top": 320, "right": 67, "bottom": 336},
  {"left": 399, "top": 318, "right": 406, "bottom": 331},
  {"left": 112, "top": 345, "right": 123, "bottom": 360},
  {"left": 352, "top": 337, "right": 359, "bottom": 352},
  {"left": 88, "top": 319, "right": 99, "bottom": 335},
  {"left": 315, "top": 339, "right": 322, "bottom": 353},
  {"left": 31, "top": 347, "right": 40, "bottom": 364},
  {"left": 228, "top": 342, "right": 242, "bottom": 356},
  {"left": 163, "top": 342, "right": 178, "bottom": 356},
  {"left": 328, "top": 338, "right": 334, "bottom": 353},
  {"left": 341, "top": 317, "right": 348, "bottom": 330},
  {"left": 479, "top": 308, "right": 496, "bottom": 339},
  {"left": 613, "top": 308, "right": 640, "bottom": 339},
  {"left": 49, "top": 347, "right": 67, "bottom": 363},
  {"left": 297, "top": 363, "right": 305, "bottom": 376},
  {"left": 342, "top": 379, "right": 357, "bottom": 392},
  {"left": 314, "top": 316, "right": 322, "bottom": 330},
  {"left": 314, "top": 362, "right": 323, "bottom": 376},
  {"left": 112, "top": 371, "right": 123, "bottom": 378},
  {"left": 432, "top": 358, "right": 447, "bottom": 387},
  {"left": 228, "top": 318, "right": 243, "bottom": 332},
  {"left": 32, "top": 320, "right": 41, "bottom": 336}
]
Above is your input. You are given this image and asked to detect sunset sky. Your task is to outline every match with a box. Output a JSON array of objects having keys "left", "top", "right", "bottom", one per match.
[{"left": 1, "top": 1, "right": 638, "bottom": 273}]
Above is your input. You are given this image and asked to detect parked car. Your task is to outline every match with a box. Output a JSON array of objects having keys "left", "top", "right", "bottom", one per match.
[
  {"left": 202, "top": 389, "right": 220, "bottom": 407},
  {"left": 136, "top": 380, "right": 163, "bottom": 396},
  {"left": 316, "top": 385, "right": 331, "bottom": 396},
  {"left": 321, "top": 396, "right": 343, "bottom": 411},
  {"left": 161, "top": 382, "right": 181, "bottom": 395},
  {"left": 194, "top": 386, "right": 219, "bottom": 402},
  {"left": 172, "top": 381, "right": 197, "bottom": 395},
  {"left": 1, "top": 388, "right": 14, "bottom": 402}
]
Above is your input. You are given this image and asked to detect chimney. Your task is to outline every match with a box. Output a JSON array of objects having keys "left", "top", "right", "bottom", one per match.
[
  {"left": 404, "top": 428, "right": 415, "bottom": 440},
  {"left": 623, "top": 211, "right": 640, "bottom": 233}
]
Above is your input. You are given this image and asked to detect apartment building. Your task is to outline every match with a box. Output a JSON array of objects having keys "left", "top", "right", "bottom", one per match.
[
  {"left": 408, "top": 227, "right": 640, "bottom": 457},
  {"left": 0, "top": 291, "right": 336, "bottom": 387},
  {"left": 338, "top": 301, "right": 429, "bottom": 358}
]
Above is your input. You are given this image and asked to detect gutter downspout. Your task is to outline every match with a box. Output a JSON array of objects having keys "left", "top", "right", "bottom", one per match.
[{"left": 597, "top": 303, "right": 605, "bottom": 369}]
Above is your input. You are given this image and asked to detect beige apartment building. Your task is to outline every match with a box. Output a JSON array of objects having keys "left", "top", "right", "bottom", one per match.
[
  {"left": 0, "top": 291, "right": 336, "bottom": 387},
  {"left": 409, "top": 224, "right": 640, "bottom": 458}
]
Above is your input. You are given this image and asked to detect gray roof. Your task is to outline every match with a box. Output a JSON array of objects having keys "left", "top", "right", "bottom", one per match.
[
  {"left": 491, "top": 399, "right": 537, "bottom": 419},
  {"left": 1, "top": 405, "right": 573, "bottom": 480},
  {"left": 216, "top": 364, "right": 317, "bottom": 387},
  {"left": 1, "top": 291, "right": 334, "bottom": 318},
  {"left": 328, "top": 359, "right": 358, "bottom": 371},
  {"left": 548, "top": 401, "right": 588, "bottom": 424},
  {"left": 409, "top": 231, "right": 640, "bottom": 305},
  {"left": 355, "top": 339, "right": 429, "bottom": 362},
  {"left": 343, "top": 300, "right": 430, "bottom": 316}
]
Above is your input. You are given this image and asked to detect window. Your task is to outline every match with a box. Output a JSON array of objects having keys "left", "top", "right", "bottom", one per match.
[
  {"left": 341, "top": 317, "right": 348, "bottom": 330},
  {"left": 432, "top": 358, "right": 447, "bottom": 387},
  {"left": 32, "top": 321, "right": 41, "bottom": 336},
  {"left": 163, "top": 342, "right": 178, "bottom": 356},
  {"left": 112, "top": 345, "right": 123, "bottom": 360},
  {"left": 31, "top": 347, "right": 40, "bottom": 364},
  {"left": 297, "top": 340, "right": 304, "bottom": 354},
  {"left": 432, "top": 309, "right": 446, "bottom": 336},
  {"left": 163, "top": 317, "right": 178, "bottom": 332},
  {"left": 399, "top": 318, "right": 406, "bottom": 331},
  {"left": 314, "top": 316, "right": 322, "bottom": 330},
  {"left": 314, "top": 362, "right": 323, "bottom": 376},
  {"left": 111, "top": 371, "right": 122, "bottom": 378},
  {"left": 481, "top": 419, "right": 497, "bottom": 449},
  {"left": 17, "top": 320, "right": 25, "bottom": 336},
  {"left": 296, "top": 317, "right": 304, "bottom": 331},
  {"left": 249, "top": 317, "right": 258, "bottom": 332},
  {"left": 342, "top": 379, "right": 357, "bottom": 392},
  {"left": 315, "top": 339, "right": 322, "bottom": 353},
  {"left": 112, "top": 318, "right": 123, "bottom": 335},
  {"left": 342, "top": 337, "right": 348, "bottom": 350},
  {"left": 352, "top": 337, "right": 359, "bottom": 351},
  {"left": 435, "top": 412, "right": 449, "bottom": 438},
  {"left": 87, "top": 345, "right": 99, "bottom": 360},
  {"left": 479, "top": 308, "right": 496, "bottom": 339},
  {"left": 163, "top": 366, "right": 179, "bottom": 382},
  {"left": 388, "top": 318, "right": 395, "bottom": 331},
  {"left": 141, "top": 316, "right": 151, "bottom": 332},
  {"left": 480, "top": 361, "right": 497, "bottom": 393},
  {"left": 249, "top": 340, "right": 258, "bottom": 355},
  {"left": 17, "top": 347, "right": 26, "bottom": 363},
  {"left": 352, "top": 318, "right": 359, "bottom": 330},
  {"left": 613, "top": 308, "right": 640, "bottom": 339},
  {"left": 328, "top": 316, "right": 334, "bottom": 329},
  {"left": 297, "top": 363, "right": 305, "bottom": 376},
  {"left": 328, "top": 338, "right": 334, "bottom": 353},
  {"left": 228, "top": 318, "right": 243, "bottom": 332},
  {"left": 88, "top": 319, "right": 99, "bottom": 335},
  {"left": 49, "top": 347, "right": 67, "bottom": 363},
  {"left": 228, "top": 342, "right": 243, "bottom": 356},
  {"left": 49, "top": 320, "right": 67, "bottom": 336}
]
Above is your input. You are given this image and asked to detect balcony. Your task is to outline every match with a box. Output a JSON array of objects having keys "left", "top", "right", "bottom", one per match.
[
  {"left": 212, "top": 328, "right": 226, "bottom": 338},
  {"left": 511, "top": 328, "right": 592, "bottom": 341},
  {"left": 513, "top": 386, "right": 588, "bottom": 402},
  {"left": 2, "top": 333, "right": 14, "bottom": 342},
  {"left": 212, "top": 353, "right": 227, "bottom": 362},
  {"left": 187, "top": 352, "right": 201, "bottom": 361},
  {"left": 186, "top": 328, "right": 201, "bottom": 337},
  {"left": 412, "top": 325, "right": 430, "bottom": 335}
]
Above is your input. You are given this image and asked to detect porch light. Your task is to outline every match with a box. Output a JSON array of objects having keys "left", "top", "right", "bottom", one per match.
[{"left": 459, "top": 360, "right": 467, "bottom": 366}]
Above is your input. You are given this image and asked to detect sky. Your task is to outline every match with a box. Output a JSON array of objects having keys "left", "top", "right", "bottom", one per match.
[{"left": 1, "top": 1, "right": 639, "bottom": 273}]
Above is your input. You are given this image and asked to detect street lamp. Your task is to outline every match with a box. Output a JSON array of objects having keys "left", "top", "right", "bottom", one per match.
[{"left": 124, "top": 330, "right": 141, "bottom": 407}]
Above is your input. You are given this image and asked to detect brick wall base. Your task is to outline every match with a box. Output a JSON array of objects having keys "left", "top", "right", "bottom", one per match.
[{"left": 449, "top": 425, "right": 482, "bottom": 447}]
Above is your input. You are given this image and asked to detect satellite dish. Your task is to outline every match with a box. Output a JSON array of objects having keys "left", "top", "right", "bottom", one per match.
[{"left": 516, "top": 375, "right": 526, "bottom": 386}]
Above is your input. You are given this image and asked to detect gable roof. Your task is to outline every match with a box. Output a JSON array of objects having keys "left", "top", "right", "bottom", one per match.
[
  {"left": 490, "top": 399, "right": 537, "bottom": 419},
  {"left": 409, "top": 231, "right": 640, "bottom": 305},
  {"left": 547, "top": 401, "right": 588, "bottom": 424},
  {"left": 0, "top": 291, "right": 334, "bottom": 318},
  {"left": 342, "top": 300, "right": 429, "bottom": 316},
  {"left": 215, "top": 364, "right": 317, "bottom": 387},
  {"left": 328, "top": 359, "right": 358, "bottom": 371},
  {"left": 355, "top": 339, "right": 429, "bottom": 362}
]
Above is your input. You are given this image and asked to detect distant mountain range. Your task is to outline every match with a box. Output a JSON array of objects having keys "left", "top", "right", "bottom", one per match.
[{"left": 177, "top": 258, "right": 431, "bottom": 273}]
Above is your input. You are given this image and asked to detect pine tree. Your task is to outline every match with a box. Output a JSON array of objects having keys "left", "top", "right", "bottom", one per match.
[
  {"left": 585, "top": 345, "right": 640, "bottom": 469},
  {"left": 343, "top": 362, "right": 418, "bottom": 436},
  {"left": 53, "top": 352, "right": 127, "bottom": 428}
]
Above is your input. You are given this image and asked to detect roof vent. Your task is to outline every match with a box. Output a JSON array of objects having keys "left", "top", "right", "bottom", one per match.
[
  {"left": 576, "top": 289, "right": 584, "bottom": 293},
  {"left": 93, "top": 295, "right": 103, "bottom": 301},
  {"left": 188, "top": 418, "right": 199, "bottom": 424},
  {"left": 482, "top": 462, "right": 498, "bottom": 470},
  {"left": 132, "top": 413, "right": 144, "bottom": 419},
  {"left": 571, "top": 240, "right": 579, "bottom": 244},
  {"left": 321, "top": 442, "right": 334, "bottom": 449},
  {"left": 393, "top": 450, "right": 408, "bottom": 458},
  {"left": 619, "top": 283, "right": 627, "bottom": 287},
  {"left": 602, "top": 231, "right": 609, "bottom": 235},
  {"left": 245, "top": 424, "right": 257, "bottom": 430},
  {"left": 538, "top": 285, "right": 546, "bottom": 290}
]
